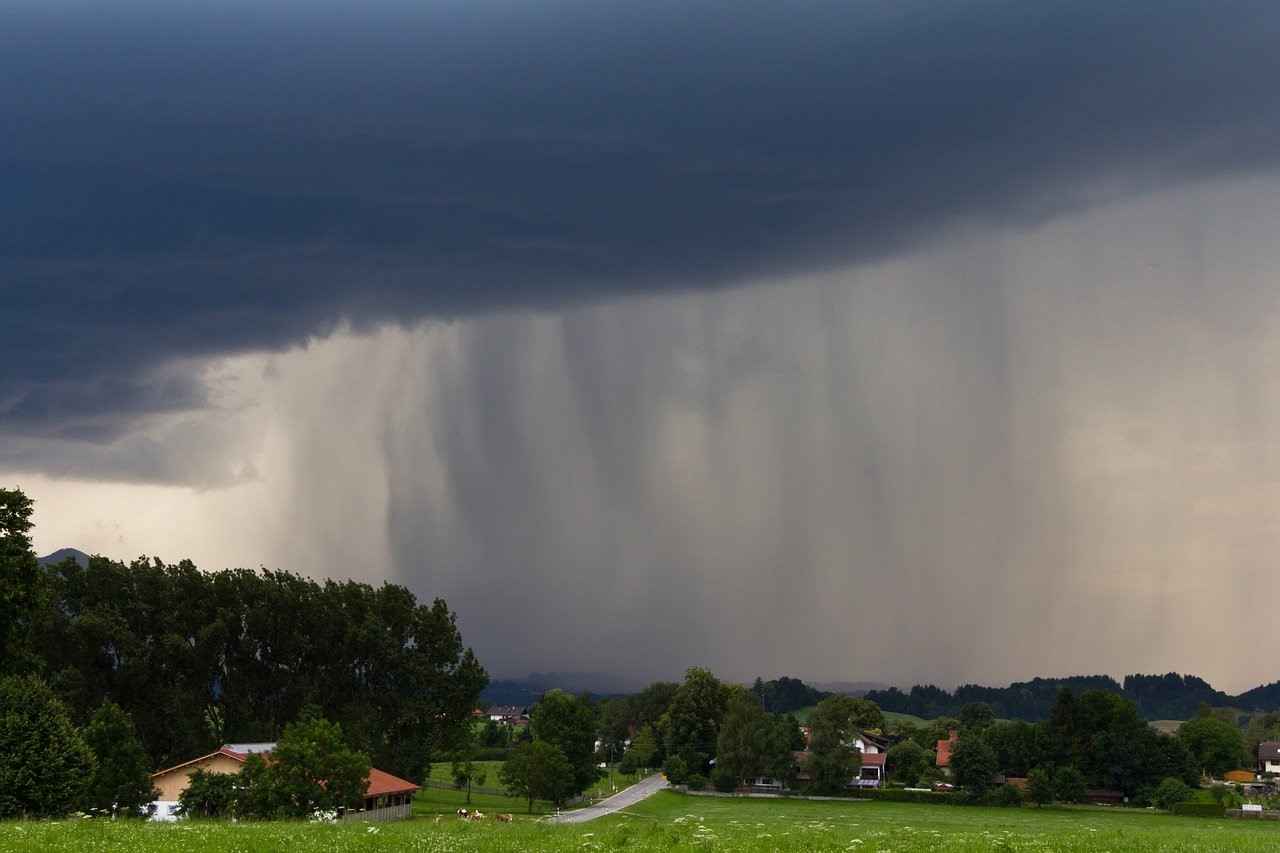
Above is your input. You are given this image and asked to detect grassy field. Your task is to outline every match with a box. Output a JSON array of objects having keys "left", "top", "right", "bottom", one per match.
[
  {"left": 792, "top": 706, "right": 938, "bottom": 727},
  {"left": 3, "top": 790, "right": 1280, "bottom": 851},
  {"left": 417, "top": 762, "right": 555, "bottom": 816},
  {"left": 422, "top": 761, "right": 641, "bottom": 811}
]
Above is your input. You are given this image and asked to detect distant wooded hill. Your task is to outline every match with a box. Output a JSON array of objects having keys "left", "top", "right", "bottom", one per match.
[{"left": 865, "top": 672, "right": 1280, "bottom": 721}]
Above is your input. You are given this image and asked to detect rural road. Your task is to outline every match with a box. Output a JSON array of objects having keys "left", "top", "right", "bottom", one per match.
[{"left": 550, "top": 773, "right": 669, "bottom": 824}]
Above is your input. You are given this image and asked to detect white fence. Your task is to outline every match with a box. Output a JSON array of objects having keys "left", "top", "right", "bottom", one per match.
[{"left": 341, "top": 802, "right": 413, "bottom": 822}]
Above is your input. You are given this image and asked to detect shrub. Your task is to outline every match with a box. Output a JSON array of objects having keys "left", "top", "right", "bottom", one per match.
[
  {"left": 1053, "top": 766, "right": 1087, "bottom": 804},
  {"left": 992, "top": 783, "right": 1025, "bottom": 807},
  {"left": 1026, "top": 767, "right": 1054, "bottom": 806},
  {"left": 847, "top": 788, "right": 962, "bottom": 805},
  {"left": 0, "top": 676, "right": 95, "bottom": 818},
  {"left": 710, "top": 766, "right": 738, "bottom": 792},
  {"left": 917, "top": 766, "right": 946, "bottom": 787},
  {"left": 686, "top": 773, "right": 708, "bottom": 791},
  {"left": 663, "top": 755, "right": 689, "bottom": 786},
  {"left": 177, "top": 769, "right": 240, "bottom": 818},
  {"left": 1153, "top": 776, "right": 1192, "bottom": 811},
  {"left": 1171, "top": 801, "right": 1225, "bottom": 818}
]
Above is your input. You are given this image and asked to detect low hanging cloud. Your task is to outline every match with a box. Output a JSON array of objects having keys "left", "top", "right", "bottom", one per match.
[
  {"left": 21, "top": 174, "right": 1280, "bottom": 690},
  {"left": 7, "top": 1, "right": 1280, "bottom": 689},
  {"left": 5, "top": 0, "right": 1280, "bottom": 454}
]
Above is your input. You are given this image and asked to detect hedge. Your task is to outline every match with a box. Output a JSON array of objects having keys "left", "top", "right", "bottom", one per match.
[
  {"left": 847, "top": 789, "right": 963, "bottom": 805},
  {"left": 1172, "top": 802, "right": 1225, "bottom": 818}
]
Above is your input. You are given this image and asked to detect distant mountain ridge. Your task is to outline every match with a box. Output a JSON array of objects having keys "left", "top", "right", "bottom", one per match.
[{"left": 37, "top": 548, "right": 91, "bottom": 568}]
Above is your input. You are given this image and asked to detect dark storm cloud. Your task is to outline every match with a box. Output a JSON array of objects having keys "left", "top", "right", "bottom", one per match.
[{"left": 4, "top": 0, "right": 1280, "bottom": 447}]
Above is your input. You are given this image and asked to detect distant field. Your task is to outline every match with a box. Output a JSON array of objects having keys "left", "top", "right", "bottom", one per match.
[
  {"left": 1150, "top": 719, "right": 1185, "bottom": 735},
  {"left": 883, "top": 709, "right": 932, "bottom": 726},
  {"left": 4, "top": 790, "right": 1280, "bottom": 851},
  {"left": 792, "top": 707, "right": 968, "bottom": 727}
]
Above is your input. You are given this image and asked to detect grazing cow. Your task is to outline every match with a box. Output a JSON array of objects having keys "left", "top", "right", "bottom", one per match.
[
  {"left": 470, "top": 810, "right": 486, "bottom": 821},
  {"left": 456, "top": 808, "right": 469, "bottom": 819},
  {"left": 495, "top": 813, "right": 513, "bottom": 822}
]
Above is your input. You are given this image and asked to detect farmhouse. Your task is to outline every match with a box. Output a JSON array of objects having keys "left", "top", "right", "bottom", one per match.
[
  {"left": 149, "top": 743, "right": 419, "bottom": 822},
  {"left": 1260, "top": 741, "right": 1280, "bottom": 775}
]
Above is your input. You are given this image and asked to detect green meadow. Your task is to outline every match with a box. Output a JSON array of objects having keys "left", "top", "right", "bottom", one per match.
[
  {"left": 3, "top": 790, "right": 1279, "bottom": 852},
  {"left": 418, "top": 761, "right": 642, "bottom": 814}
]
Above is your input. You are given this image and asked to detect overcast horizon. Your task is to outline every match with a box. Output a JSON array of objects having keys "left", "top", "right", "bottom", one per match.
[{"left": 7, "top": 0, "right": 1280, "bottom": 695}]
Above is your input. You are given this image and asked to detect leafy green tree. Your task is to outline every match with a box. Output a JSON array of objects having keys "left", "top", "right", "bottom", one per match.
[
  {"left": 715, "top": 688, "right": 766, "bottom": 786},
  {"left": 757, "top": 713, "right": 800, "bottom": 788},
  {"left": 531, "top": 690, "right": 598, "bottom": 795},
  {"left": 81, "top": 701, "right": 158, "bottom": 817},
  {"left": 1053, "top": 765, "right": 1087, "bottom": 803},
  {"left": 1153, "top": 776, "right": 1191, "bottom": 811},
  {"left": 885, "top": 739, "right": 928, "bottom": 786},
  {"left": 984, "top": 720, "right": 1042, "bottom": 777},
  {"left": 959, "top": 702, "right": 996, "bottom": 732},
  {"left": 659, "top": 668, "right": 729, "bottom": 775},
  {"left": 1178, "top": 716, "right": 1245, "bottom": 778},
  {"left": 596, "top": 697, "right": 632, "bottom": 759},
  {"left": 28, "top": 552, "right": 486, "bottom": 778},
  {"left": 848, "top": 698, "right": 886, "bottom": 732},
  {"left": 785, "top": 714, "right": 807, "bottom": 751},
  {"left": 241, "top": 715, "right": 370, "bottom": 818},
  {"left": 449, "top": 728, "right": 488, "bottom": 804},
  {"left": 950, "top": 734, "right": 998, "bottom": 797},
  {"left": 625, "top": 725, "right": 658, "bottom": 773},
  {"left": 1026, "top": 766, "right": 1054, "bottom": 806},
  {"left": 500, "top": 740, "right": 575, "bottom": 812},
  {"left": 0, "top": 489, "right": 40, "bottom": 675},
  {"left": 480, "top": 718, "right": 510, "bottom": 748},
  {"left": 0, "top": 675, "right": 95, "bottom": 817},
  {"left": 805, "top": 696, "right": 863, "bottom": 794},
  {"left": 176, "top": 769, "right": 239, "bottom": 818}
]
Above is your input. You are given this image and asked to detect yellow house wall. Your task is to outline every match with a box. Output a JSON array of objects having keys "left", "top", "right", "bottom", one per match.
[{"left": 151, "top": 754, "right": 245, "bottom": 801}]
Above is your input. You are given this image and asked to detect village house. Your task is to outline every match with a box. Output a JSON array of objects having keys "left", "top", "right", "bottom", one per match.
[
  {"left": 773, "top": 729, "right": 890, "bottom": 791},
  {"left": 149, "top": 743, "right": 419, "bottom": 822},
  {"left": 935, "top": 729, "right": 958, "bottom": 777},
  {"left": 485, "top": 705, "right": 530, "bottom": 726},
  {"left": 1260, "top": 741, "right": 1280, "bottom": 775}
]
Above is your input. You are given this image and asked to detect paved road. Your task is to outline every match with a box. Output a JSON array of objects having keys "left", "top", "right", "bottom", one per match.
[{"left": 550, "top": 773, "right": 669, "bottom": 824}]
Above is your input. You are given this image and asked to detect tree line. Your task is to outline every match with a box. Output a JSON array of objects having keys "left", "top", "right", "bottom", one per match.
[
  {"left": 0, "top": 487, "right": 487, "bottom": 817},
  {"left": 864, "top": 672, "right": 1274, "bottom": 722}
]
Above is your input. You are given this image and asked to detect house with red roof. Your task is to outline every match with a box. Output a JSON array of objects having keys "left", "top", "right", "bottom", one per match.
[
  {"left": 936, "top": 729, "right": 958, "bottom": 776},
  {"left": 149, "top": 742, "right": 419, "bottom": 822}
]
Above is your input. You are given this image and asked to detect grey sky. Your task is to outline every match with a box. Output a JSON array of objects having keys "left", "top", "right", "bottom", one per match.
[{"left": 6, "top": 0, "right": 1280, "bottom": 690}]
